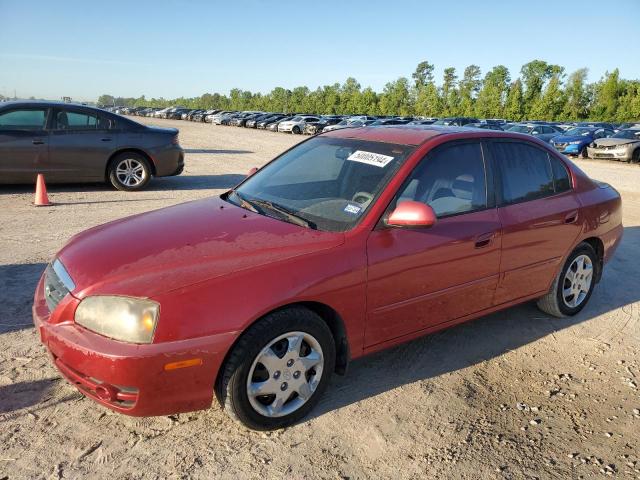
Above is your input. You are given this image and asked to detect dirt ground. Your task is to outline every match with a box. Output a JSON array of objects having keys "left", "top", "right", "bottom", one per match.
[{"left": 1, "top": 118, "right": 639, "bottom": 480}]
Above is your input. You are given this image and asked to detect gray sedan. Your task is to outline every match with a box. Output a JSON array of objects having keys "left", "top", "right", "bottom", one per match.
[
  {"left": 0, "top": 101, "right": 184, "bottom": 191},
  {"left": 587, "top": 128, "right": 640, "bottom": 162},
  {"left": 505, "top": 123, "right": 564, "bottom": 143}
]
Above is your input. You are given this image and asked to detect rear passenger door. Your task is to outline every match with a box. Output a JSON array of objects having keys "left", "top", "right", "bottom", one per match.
[
  {"left": 488, "top": 140, "right": 582, "bottom": 304},
  {"left": 47, "top": 108, "right": 116, "bottom": 181},
  {"left": 0, "top": 107, "right": 50, "bottom": 183}
]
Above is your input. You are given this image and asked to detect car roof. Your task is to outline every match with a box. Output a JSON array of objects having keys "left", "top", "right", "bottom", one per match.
[
  {"left": 321, "top": 124, "right": 551, "bottom": 147},
  {"left": 0, "top": 100, "right": 96, "bottom": 109}
]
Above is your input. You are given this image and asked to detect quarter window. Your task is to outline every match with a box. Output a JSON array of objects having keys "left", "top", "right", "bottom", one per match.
[
  {"left": 493, "top": 142, "right": 554, "bottom": 205},
  {"left": 550, "top": 156, "right": 571, "bottom": 192},
  {"left": 396, "top": 142, "right": 487, "bottom": 218},
  {"left": 0, "top": 109, "right": 47, "bottom": 130}
]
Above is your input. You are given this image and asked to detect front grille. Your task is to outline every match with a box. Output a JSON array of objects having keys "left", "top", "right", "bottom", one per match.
[
  {"left": 554, "top": 143, "right": 567, "bottom": 148},
  {"left": 44, "top": 261, "right": 74, "bottom": 312}
]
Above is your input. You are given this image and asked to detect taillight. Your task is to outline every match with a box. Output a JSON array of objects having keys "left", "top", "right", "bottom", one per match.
[{"left": 172, "top": 134, "right": 179, "bottom": 145}]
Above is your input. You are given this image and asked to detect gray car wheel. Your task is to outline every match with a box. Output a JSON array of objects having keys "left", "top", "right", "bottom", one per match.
[{"left": 108, "top": 153, "right": 152, "bottom": 191}]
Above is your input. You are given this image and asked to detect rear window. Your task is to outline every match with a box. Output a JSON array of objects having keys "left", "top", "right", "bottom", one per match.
[{"left": 492, "top": 142, "right": 555, "bottom": 205}]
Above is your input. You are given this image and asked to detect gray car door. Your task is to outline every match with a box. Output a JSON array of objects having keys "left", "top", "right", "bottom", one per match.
[
  {"left": 47, "top": 108, "right": 117, "bottom": 181},
  {"left": 0, "top": 107, "right": 50, "bottom": 184}
]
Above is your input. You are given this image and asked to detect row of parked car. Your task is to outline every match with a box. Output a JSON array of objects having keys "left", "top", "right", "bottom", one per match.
[{"left": 102, "top": 106, "right": 640, "bottom": 162}]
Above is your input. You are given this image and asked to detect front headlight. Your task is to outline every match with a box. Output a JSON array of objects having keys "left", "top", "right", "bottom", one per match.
[{"left": 75, "top": 296, "right": 159, "bottom": 344}]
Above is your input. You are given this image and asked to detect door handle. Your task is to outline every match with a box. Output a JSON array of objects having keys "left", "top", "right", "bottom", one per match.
[
  {"left": 100, "top": 138, "right": 112, "bottom": 142},
  {"left": 475, "top": 232, "right": 495, "bottom": 249},
  {"left": 32, "top": 139, "right": 45, "bottom": 145},
  {"left": 564, "top": 211, "right": 579, "bottom": 224}
]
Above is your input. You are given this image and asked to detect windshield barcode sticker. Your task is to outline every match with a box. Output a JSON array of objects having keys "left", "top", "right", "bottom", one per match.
[{"left": 347, "top": 150, "right": 394, "bottom": 168}]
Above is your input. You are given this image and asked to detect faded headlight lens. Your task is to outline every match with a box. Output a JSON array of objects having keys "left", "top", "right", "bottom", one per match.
[{"left": 75, "top": 296, "right": 159, "bottom": 344}]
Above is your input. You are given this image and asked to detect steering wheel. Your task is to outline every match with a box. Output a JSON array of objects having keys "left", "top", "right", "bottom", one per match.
[{"left": 352, "top": 191, "right": 373, "bottom": 207}]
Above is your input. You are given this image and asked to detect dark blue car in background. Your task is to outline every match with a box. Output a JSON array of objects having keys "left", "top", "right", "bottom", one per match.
[{"left": 549, "top": 126, "right": 614, "bottom": 157}]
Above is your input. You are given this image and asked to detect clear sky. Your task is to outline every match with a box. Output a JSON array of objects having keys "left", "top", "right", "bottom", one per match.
[{"left": 1, "top": 0, "right": 639, "bottom": 102}]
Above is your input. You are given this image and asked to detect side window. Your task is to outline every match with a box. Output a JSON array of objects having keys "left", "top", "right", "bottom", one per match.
[
  {"left": 493, "top": 142, "right": 554, "bottom": 205},
  {"left": 396, "top": 142, "right": 487, "bottom": 218},
  {"left": 55, "top": 110, "right": 98, "bottom": 130},
  {"left": 550, "top": 156, "right": 571, "bottom": 192},
  {"left": 0, "top": 109, "right": 47, "bottom": 130}
]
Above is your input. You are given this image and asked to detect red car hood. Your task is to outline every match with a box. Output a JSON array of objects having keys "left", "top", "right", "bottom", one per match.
[{"left": 58, "top": 197, "right": 344, "bottom": 298}]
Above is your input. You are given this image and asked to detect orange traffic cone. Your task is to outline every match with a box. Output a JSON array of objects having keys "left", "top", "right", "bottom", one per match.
[{"left": 34, "top": 174, "right": 52, "bottom": 207}]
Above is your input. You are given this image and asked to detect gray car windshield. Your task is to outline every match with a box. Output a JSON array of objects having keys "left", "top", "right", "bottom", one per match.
[
  {"left": 612, "top": 129, "right": 640, "bottom": 139},
  {"left": 507, "top": 125, "right": 534, "bottom": 133},
  {"left": 226, "top": 137, "right": 415, "bottom": 232}
]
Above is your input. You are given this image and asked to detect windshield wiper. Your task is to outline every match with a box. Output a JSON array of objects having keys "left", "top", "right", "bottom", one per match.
[
  {"left": 229, "top": 189, "right": 258, "bottom": 213},
  {"left": 250, "top": 199, "right": 315, "bottom": 229}
]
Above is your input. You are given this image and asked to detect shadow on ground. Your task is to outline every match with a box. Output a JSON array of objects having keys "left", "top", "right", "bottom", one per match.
[
  {"left": 0, "top": 263, "right": 46, "bottom": 334},
  {"left": 0, "top": 173, "right": 246, "bottom": 194},
  {"left": 183, "top": 148, "right": 253, "bottom": 154},
  {"left": 0, "top": 379, "right": 59, "bottom": 414}
]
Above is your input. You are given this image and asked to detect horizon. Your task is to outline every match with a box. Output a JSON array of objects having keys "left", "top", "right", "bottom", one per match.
[{"left": 1, "top": 0, "right": 639, "bottom": 102}]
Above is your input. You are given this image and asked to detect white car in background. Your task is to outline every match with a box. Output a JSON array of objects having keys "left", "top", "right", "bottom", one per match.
[{"left": 277, "top": 115, "right": 320, "bottom": 134}]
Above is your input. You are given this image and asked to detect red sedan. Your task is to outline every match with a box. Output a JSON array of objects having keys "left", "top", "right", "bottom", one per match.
[{"left": 33, "top": 126, "right": 623, "bottom": 430}]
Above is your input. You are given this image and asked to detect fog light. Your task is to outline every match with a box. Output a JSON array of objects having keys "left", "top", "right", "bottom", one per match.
[{"left": 95, "top": 384, "right": 118, "bottom": 401}]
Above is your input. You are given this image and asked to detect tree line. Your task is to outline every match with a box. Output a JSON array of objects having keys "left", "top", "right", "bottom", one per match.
[{"left": 98, "top": 60, "right": 640, "bottom": 122}]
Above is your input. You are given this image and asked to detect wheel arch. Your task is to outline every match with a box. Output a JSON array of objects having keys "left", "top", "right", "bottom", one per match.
[
  {"left": 105, "top": 148, "right": 156, "bottom": 181},
  {"left": 580, "top": 236, "right": 604, "bottom": 282},
  {"left": 215, "top": 301, "right": 350, "bottom": 396}
]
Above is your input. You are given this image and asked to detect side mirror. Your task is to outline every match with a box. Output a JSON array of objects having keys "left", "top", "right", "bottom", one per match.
[
  {"left": 386, "top": 201, "right": 437, "bottom": 228},
  {"left": 247, "top": 167, "right": 258, "bottom": 177}
]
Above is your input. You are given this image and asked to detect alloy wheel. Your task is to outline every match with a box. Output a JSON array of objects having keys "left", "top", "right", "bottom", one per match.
[{"left": 115, "top": 159, "right": 146, "bottom": 187}]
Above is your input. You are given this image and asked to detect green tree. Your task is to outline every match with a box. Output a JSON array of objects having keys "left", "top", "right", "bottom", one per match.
[
  {"left": 505, "top": 79, "right": 525, "bottom": 120},
  {"left": 591, "top": 69, "right": 623, "bottom": 121},
  {"left": 458, "top": 65, "right": 482, "bottom": 116},
  {"left": 520, "top": 60, "right": 560, "bottom": 111},
  {"left": 562, "top": 68, "right": 590, "bottom": 120},
  {"left": 475, "top": 66, "right": 510, "bottom": 118},
  {"left": 530, "top": 71, "right": 566, "bottom": 120},
  {"left": 441, "top": 67, "right": 459, "bottom": 115},
  {"left": 412, "top": 61, "right": 435, "bottom": 89},
  {"left": 379, "top": 78, "right": 413, "bottom": 115}
]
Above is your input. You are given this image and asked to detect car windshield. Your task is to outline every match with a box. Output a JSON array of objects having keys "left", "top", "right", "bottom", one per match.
[
  {"left": 564, "top": 127, "right": 594, "bottom": 136},
  {"left": 612, "top": 129, "right": 640, "bottom": 139},
  {"left": 226, "top": 137, "right": 415, "bottom": 232},
  {"left": 507, "top": 125, "right": 533, "bottom": 133}
]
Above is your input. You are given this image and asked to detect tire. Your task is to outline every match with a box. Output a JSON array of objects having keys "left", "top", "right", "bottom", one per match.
[
  {"left": 580, "top": 146, "right": 589, "bottom": 159},
  {"left": 537, "top": 242, "right": 599, "bottom": 317},
  {"left": 632, "top": 149, "right": 640, "bottom": 164},
  {"left": 292, "top": 126, "right": 301, "bottom": 134},
  {"left": 216, "top": 306, "right": 335, "bottom": 430},
  {"left": 108, "top": 152, "right": 152, "bottom": 191}
]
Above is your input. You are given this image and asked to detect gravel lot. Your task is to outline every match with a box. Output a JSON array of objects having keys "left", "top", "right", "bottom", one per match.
[{"left": 1, "top": 118, "right": 639, "bottom": 479}]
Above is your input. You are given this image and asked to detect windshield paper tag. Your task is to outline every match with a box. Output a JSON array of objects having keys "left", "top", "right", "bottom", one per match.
[
  {"left": 347, "top": 150, "right": 394, "bottom": 168},
  {"left": 344, "top": 204, "right": 362, "bottom": 215}
]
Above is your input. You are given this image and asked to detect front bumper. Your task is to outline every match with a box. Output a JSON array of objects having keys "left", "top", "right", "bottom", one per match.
[
  {"left": 552, "top": 143, "right": 583, "bottom": 155},
  {"left": 587, "top": 147, "right": 632, "bottom": 161},
  {"left": 33, "top": 274, "right": 233, "bottom": 416}
]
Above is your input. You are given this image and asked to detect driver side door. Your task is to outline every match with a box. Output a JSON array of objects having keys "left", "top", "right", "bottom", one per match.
[{"left": 364, "top": 140, "right": 502, "bottom": 347}]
